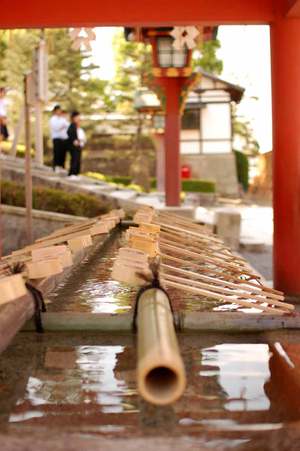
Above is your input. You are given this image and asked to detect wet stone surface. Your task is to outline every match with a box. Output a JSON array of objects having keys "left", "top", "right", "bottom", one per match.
[
  {"left": 46, "top": 230, "right": 247, "bottom": 315},
  {"left": 47, "top": 231, "right": 137, "bottom": 314},
  {"left": 1, "top": 331, "right": 300, "bottom": 449}
]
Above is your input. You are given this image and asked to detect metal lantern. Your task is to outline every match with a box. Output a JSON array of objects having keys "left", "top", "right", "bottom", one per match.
[{"left": 156, "top": 36, "right": 188, "bottom": 68}]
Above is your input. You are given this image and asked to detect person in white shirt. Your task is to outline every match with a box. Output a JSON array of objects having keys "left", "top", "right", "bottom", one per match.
[{"left": 49, "top": 105, "right": 68, "bottom": 172}]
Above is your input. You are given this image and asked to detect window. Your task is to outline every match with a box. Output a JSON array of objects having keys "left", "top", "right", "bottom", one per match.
[{"left": 182, "top": 110, "right": 200, "bottom": 130}]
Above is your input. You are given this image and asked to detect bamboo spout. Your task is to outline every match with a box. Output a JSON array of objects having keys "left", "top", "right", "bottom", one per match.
[{"left": 137, "top": 287, "right": 186, "bottom": 405}]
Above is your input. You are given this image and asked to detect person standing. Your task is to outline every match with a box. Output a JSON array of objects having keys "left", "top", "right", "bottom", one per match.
[
  {"left": 0, "top": 87, "right": 9, "bottom": 142},
  {"left": 67, "top": 111, "right": 86, "bottom": 179},
  {"left": 49, "top": 105, "right": 67, "bottom": 172},
  {"left": 60, "top": 110, "right": 69, "bottom": 168}
]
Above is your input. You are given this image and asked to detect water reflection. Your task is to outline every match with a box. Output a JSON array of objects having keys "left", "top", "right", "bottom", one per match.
[
  {"left": 48, "top": 233, "right": 137, "bottom": 314},
  {"left": 201, "top": 344, "right": 271, "bottom": 412},
  {"left": 2, "top": 336, "right": 300, "bottom": 446},
  {"left": 8, "top": 344, "right": 138, "bottom": 435}
]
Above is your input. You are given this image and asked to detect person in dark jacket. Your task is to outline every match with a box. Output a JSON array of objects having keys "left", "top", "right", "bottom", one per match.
[{"left": 67, "top": 111, "right": 85, "bottom": 179}]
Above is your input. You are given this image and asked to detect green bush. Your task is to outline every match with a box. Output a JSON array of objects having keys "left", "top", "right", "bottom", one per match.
[
  {"left": 86, "top": 172, "right": 215, "bottom": 194},
  {"left": 182, "top": 179, "right": 216, "bottom": 193},
  {"left": 234, "top": 150, "right": 249, "bottom": 192},
  {"left": 1, "top": 180, "right": 111, "bottom": 217},
  {"left": 109, "top": 175, "right": 132, "bottom": 186},
  {"left": 150, "top": 177, "right": 215, "bottom": 193},
  {"left": 0, "top": 141, "right": 35, "bottom": 158},
  {"left": 85, "top": 171, "right": 107, "bottom": 182},
  {"left": 150, "top": 177, "right": 157, "bottom": 189}
]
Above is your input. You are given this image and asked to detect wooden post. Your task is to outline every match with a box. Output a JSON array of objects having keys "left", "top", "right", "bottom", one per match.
[
  {"left": 271, "top": 14, "right": 300, "bottom": 295},
  {"left": 24, "top": 74, "right": 33, "bottom": 244},
  {"left": 11, "top": 106, "right": 25, "bottom": 158},
  {"left": 34, "top": 101, "right": 43, "bottom": 165},
  {"left": 0, "top": 137, "right": 2, "bottom": 257},
  {"left": 33, "top": 35, "right": 48, "bottom": 166}
]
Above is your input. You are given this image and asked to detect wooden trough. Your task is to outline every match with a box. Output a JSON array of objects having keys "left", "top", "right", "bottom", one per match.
[
  {"left": 0, "top": 209, "right": 124, "bottom": 354},
  {"left": 0, "top": 205, "right": 298, "bottom": 407}
]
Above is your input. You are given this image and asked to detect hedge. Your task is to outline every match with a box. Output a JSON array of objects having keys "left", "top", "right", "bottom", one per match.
[
  {"left": 234, "top": 150, "right": 249, "bottom": 192},
  {"left": 150, "top": 177, "right": 215, "bottom": 193},
  {"left": 1, "top": 180, "right": 111, "bottom": 217},
  {"left": 182, "top": 179, "right": 216, "bottom": 193},
  {"left": 86, "top": 172, "right": 216, "bottom": 194}
]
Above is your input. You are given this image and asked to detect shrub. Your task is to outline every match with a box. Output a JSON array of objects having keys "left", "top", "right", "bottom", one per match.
[
  {"left": 234, "top": 150, "right": 249, "bottom": 192},
  {"left": 150, "top": 177, "right": 157, "bottom": 189},
  {"left": 85, "top": 171, "right": 107, "bottom": 182},
  {"left": 86, "top": 172, "right": 133, "bottom": 186},
  {"left": 110, "top": 175, "right": 132, "bottom": 186},
  {"left": 0, "top": 141, "right": 35, "bottom": 157},
  {"left": 86, "top": 172, "right": 215, "bottom": 194},
  {"left": 182, "top": 179, "right": 216, "bottom": 193},
  {"left": 1, "top": 180, "right": 111, "bottom": 217}
]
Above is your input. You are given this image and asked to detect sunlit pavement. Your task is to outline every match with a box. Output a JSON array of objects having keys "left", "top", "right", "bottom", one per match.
[{"left": 195, "top": 204, "right": 273, "bottom": 281}]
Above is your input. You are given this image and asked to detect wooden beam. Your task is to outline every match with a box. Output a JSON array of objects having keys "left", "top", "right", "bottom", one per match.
[
  {"left": 23, "top": 312, "right": 133, "bottom": 332},
  {"left": 285, "top": 0, "right": 300, "bottom": 16},
  {"left": 182, "top": 311, "right": 300, "bottom": 331},
  {"left": 22, "top": 310, "right": 300, "bottom": 332},
  {"left": 0, "top": 0, "right": 275, "bottom": 28}
]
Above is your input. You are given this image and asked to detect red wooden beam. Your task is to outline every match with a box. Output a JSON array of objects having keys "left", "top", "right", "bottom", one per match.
[
  {"left": 285, "top": 0, "right": 300, "bottom": 16},
  {"left": 271, "top": 14, "right": 300, "bottom": 295},
  {"left": 0, "top": 0, "right": 275, "bottom": 29}
]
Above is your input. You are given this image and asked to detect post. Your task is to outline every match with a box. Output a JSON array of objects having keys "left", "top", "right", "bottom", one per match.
[
  {"left": 152, "top": 132, "right": 165, "bottom": 192},
  {"left": 164, "top": 79, "right": 181, "bottom": 207},
  {"left": 24, "top": 74, "right": 33, "bottom": 244},
  {"left": 271, "top": 15, "right": 300, "bottom": 295},
  {"left": 34, "top": 101, "right": 43, "bottom": 165},
  {"left": 0, "top": 139, "right": 2, "bottom": 257},
  {"left": 11, "top": 107, "right": 25, "bottom": 158},
  {"left": 33, "top": 35, "right": 48, "bottom": 166}
]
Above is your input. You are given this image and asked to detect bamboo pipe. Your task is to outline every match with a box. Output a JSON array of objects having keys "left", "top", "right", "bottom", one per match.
[{"left": 137, "top": 287, "right": 186, "bottom": 405}]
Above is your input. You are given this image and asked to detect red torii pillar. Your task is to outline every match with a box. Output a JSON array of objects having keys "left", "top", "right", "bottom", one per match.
[
  {"left": 154, "top": 77, "right": 188, "bottom": 207},
  {"left": 271, "top": 13, "right": 300, "bottom": 295}
]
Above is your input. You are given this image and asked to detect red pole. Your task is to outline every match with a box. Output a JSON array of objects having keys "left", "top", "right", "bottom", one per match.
[
  {"left": 164, "top": 78, "right": 181, "bottom": 206},
  {"left": 271, "top": 14, "right": 300, "bottom": 295}
]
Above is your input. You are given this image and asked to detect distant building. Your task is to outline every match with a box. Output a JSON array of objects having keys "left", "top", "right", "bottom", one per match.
[
  {"left": 180, "top": 69, "right": 244, "bottom": 196},
  {"left": 135, "top": 69, "right": 245, "bottom": 197}
]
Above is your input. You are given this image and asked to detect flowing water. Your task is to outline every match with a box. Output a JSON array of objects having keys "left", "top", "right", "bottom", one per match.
[{"left": 1, "top": 231, "right": 300, "bottom": 449}]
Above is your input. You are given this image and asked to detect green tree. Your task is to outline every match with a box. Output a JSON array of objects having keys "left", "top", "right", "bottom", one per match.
[
  {"left": 192, "top": 39, "right": 223, "bottom": 75},
  {"left": 46, "top": 28, "right": 107, "bottom": 114},
  {"left": 232, "top": 105, "right": 260, "bottom": 155},
  {"left": 1, "top": 28, "right": 109, "bottom": 120},
  {"left": 111, "top": 30, "right": 152, "bottom": 114}
]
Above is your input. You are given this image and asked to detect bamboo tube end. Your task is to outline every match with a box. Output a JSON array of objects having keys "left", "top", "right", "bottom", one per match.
[{"left": 138, "top": 360, "right": 186, "bottom": 406}]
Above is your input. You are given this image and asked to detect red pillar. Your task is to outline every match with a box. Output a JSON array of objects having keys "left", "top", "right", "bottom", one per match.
[
  {"left": 271, "top": 14, "right": 300, "bottom": 295},
  {"left": 164, "top": 78, "right": 183, "bottom": 206}
]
